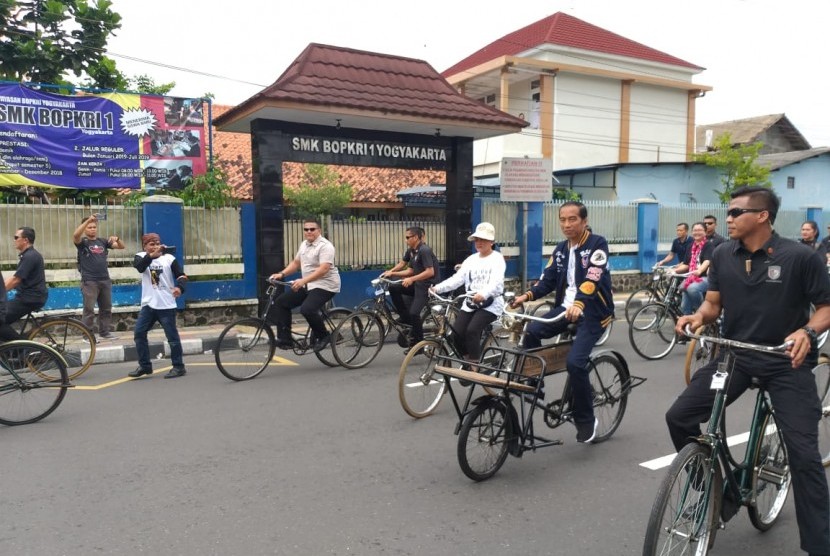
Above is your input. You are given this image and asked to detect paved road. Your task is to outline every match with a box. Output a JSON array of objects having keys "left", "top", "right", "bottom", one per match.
[{"left": 0, "top": 323, "right": 813, "bottom": 555}]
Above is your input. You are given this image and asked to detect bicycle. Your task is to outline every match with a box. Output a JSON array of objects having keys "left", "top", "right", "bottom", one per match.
[
  {"left": 624, "top": 266, "right": 670, "bottom": 323},
  {"left": 643, "top": 328, "right": 794, "bottom": 555},
  {"left": 0, "top": 339, "right": 70, "bottom": 426},
  {"left": 330, "top": 277, "right": 440, "bottom": 369},
  {"left": 683, "top": 319, "right": 722, "bottom": 385},
  {"left": 397, "top": 290, "right": 506, "bottom": 418},
  {"left": 15, "top": 311, "right": 96, "bottom": 380},
  {"left": 214, "top": 279, "right": 351, "bottom": 381},
  {"left": 431, "top": 309, "right": 643, "bottom": 481},
  {"left": 628, "top": 271, "right": 692, "bottom": 360}
]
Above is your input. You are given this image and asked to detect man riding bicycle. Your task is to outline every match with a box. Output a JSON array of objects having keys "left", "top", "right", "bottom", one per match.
[
  {"left": 0, "top": 227, "right": 47, "bottom": 342},
  {"left": 269, "top": 219, "right": 341, "bottom": 353},
  {"left": 670, "top": 186, "right": 830, "bottom": 556},
  {"left": 512, "top": 201, "right": 614, "bottom": 444}
]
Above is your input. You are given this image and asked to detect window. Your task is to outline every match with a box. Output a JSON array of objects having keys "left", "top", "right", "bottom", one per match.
[{"left": 787, "top": 176, "right": 795, "bottom": 189}]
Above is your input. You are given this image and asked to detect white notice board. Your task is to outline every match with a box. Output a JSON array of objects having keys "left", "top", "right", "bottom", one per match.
[{"left": 499, "top": 157, "right": 552, "bottom": 202}]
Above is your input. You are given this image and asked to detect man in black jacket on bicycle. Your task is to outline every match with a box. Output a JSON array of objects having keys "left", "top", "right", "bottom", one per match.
[
  {"left": 0, "top": 227, "right": 47, "bottom": 342},
  {"left": 671, "top": 186, "right": 830, "bottom": 556}
]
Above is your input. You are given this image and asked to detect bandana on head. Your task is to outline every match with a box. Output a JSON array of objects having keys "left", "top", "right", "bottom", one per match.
[{"left": 142, "top": 233, "right": 160, "bottom": 247}]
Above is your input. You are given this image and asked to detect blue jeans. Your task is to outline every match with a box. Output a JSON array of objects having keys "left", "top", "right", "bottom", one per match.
[
  {"left": 522, "top": 305, "right": 605, "bottom": 425},
  {"left": 681, "top": 278, "right": 708, "bottom": 315},
  {"left": 134, "top": 306, "right": 183, "bottom": 370}
]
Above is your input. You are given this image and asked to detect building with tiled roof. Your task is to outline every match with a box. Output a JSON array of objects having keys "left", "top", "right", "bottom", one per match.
[
  {"left": 442, "top": 12, "right": 711, "bottom": 182},
  {"left": 695, "top": 114, "right": 811, "bottom": 154}
]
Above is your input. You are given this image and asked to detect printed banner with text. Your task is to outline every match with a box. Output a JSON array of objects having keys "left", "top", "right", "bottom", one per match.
[{"left": 0, "top": 83, "right": 207, "bottom": 190}]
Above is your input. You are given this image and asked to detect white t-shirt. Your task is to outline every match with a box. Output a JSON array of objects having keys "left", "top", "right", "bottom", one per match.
[
  {"left": 563, "top": 244, "right": 578, "bottom": 309},
  {"left": 434, "top": 250, "right": 506, "bottom": 316}
]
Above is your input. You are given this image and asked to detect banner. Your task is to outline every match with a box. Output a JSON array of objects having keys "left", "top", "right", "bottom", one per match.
[{"left": 0, "top": 83, "right": 207, "bottom": 190}]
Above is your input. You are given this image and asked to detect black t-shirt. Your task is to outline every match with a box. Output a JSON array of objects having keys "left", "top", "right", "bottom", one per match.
[
  {"left": 709, "top": 234, "right": 830, "bottom": 346},
  {"left": 14, "top": 247, "right": 48, "bottom": 304},
  {"left": 402, "top": 242, "right": 439, "bottom": 286},
  {"left": 682, "top": 240, "right": 715, "bottom": 276},
  {"left": 76, "top": 237, "right": 111, "bottom": 281}
]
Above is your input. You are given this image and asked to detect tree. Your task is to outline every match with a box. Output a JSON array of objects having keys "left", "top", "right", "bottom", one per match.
[
  {"left": 284, "top": 164, "right": 352, "bottom": 225},
  {"left": 693, "top": 132, "right": 773, "bottom": 203},
  {"left": 0, "top": 0, "right": 123, "bottom": 88},
  {"left": 128, "top": 74, "right": 176, "bottom": 96}
]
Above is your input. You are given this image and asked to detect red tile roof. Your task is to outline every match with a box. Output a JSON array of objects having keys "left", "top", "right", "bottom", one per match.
[
  {"left": 211, "top": 105, "right": 444, "bottom": 202},
  {"left": 215, "top": 43, "right": 527, "bottom": 134},
  {"left": 442, "top": 12, "right": 702, "bottom": 78}
]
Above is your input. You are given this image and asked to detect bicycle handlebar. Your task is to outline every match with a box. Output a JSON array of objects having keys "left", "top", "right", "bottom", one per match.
[
  {"left": 267, "top": 278, "right": 294, "bottom": 288},
  {"left": 428, "top": 290, "right": 472, "bottom": 305},
  {"left": 503, "top": 309, "right": 568, "bottom": 325},
  {"left": 373, "top": 277, "right": 402, "bottom": 287},
  {"left": 682, "top": 324, "right": 793, "bottom": 354}
]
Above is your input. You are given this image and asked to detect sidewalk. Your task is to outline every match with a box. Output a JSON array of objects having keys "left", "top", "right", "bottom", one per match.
[{"left": 89, "top": 294, "right": 636, "bottom": 367}]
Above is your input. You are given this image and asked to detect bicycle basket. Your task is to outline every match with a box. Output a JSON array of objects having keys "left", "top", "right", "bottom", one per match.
[{"left": 520, "top": 344, "right": 571, "bottom": 377}]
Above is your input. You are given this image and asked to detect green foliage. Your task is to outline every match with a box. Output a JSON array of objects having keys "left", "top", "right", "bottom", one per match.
[
  {"left": 693, "top": 133, "right": 773, "bottom": 203},
  {"left": 176, "top": 164, "right": 238, "bottom": 208},
  {"left": 129, "top": 74, "right": 176, "bottom": 96},
  {"left": 0, "top": 0, "right": 123, "bottom": 88},
  {"left": 552, "top": 187, "right": 581, "bottom": 201},
  {"left": 284, "top": 164, "right": 352, "bottom": 221}
]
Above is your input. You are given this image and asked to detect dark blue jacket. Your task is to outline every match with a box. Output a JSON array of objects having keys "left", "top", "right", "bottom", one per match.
[{"left": 526, "top": 229, "right": 614, "bottom": 325}]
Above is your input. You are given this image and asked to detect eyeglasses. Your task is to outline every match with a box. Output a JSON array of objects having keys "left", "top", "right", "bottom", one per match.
[
  {"left": 404, "top": 235, "right": 414, "bottom": 239},
  {"left": 13, "top": 235, "right": 20, "bottom": 240},
  {"left": 303, "top": 227, "right": 317, "bottom": 232},
  {"left": 726, "top": 208, "right": 764, "bottom": 219},
  {"left": 703, "top": 222, "right": 715, "bottom": 227}
]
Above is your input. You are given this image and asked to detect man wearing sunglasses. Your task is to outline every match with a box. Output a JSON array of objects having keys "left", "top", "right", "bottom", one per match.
[
  {"left": 670, "top": 186, "right": 830, "bottom": 556},
  {"left": 702, "top": 214, "right": 726, "bottom": 247},
  {"left": 0, "top": 227, "right": 47, "bottom": 342},
  {"left": 382, "top": 227, "right": 438, "bottom": 347},
  {"left": 269, "top": 219, "right": 341, "bottom": 353}
]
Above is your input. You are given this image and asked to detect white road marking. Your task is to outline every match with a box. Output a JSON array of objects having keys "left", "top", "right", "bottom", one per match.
[{"left": 640, "top": 431, "right": 751, "bottom": 470}]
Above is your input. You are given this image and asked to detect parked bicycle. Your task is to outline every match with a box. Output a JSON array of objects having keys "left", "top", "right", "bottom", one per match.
[
  {"left": 643, "top": 328, "right": 793, "bottom": 555},
  {"left": 624, "top": 266, "right": 670, "bottom": 323},
  {"left": 330, "top": 277, "right": 439, "bottom": 369},
  {"left": 430, "top": 309, "right": 643, "bottom": 481},
  {"left": 214, "top": 279, "right": 351, "bottom": 381},
  {"left": 15, "top": 311, "right": 96, "bottom": 380},
  {"left": 397, "top": 290, "right": 506, "bottom": 418},
  {"left": 628, "top": 271, "right": 692, "bottom": 360},
  {"left": 0, "top": 339, "right": 70, "bottom": 426}
]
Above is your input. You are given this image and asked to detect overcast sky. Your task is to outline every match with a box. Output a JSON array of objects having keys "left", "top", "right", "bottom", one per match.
[{"left": 107, "top": 0, "right": 830, "bottom": 146}]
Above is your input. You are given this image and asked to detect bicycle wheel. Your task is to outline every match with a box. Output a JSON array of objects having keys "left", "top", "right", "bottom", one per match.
[
  {"left": 587, "top": 353, "right": 629, "bottom": 442},
  {"left": 625, "top": 287, "right": 656, "bottom": 323},
  {"left": 748, "top": 410, "right": 791, "bottom": 530},
  {"left": 595, "top": 319, "right": 613, "bottom": 346},
  {"left": 331, "top": 311, "right": 385, "bottom": 369},
  {"left": 629, "top": 303, "right": 677, "bottom": 360},
  {"left": 28, "top": 317, "right": 95, "bottom": 380},
  {"left": 398, "top": 339, "right": 447, "bottom": 418},
  {"left": 314, "top": 308, "right": 351, "bottom": 367},
  {"left": 643, "top": 443, "right": 721, "bottom": 556},
  {"left": 530, "top": 301, "right": 556, "bottom": 317},
  {"left": 0, "top": 341, "right": 68, "bottom": 426},
  {"left": 215, "top": 318, "right": 275, "bottom": 381},
  {"left": 815, "top": 356, "right": 830, "bottom": 467},
  {"left": 356, "top": 299, "right": 392, "bottom": 339},
  {"left": 457, "top": 399, "right": 512, "bottom": 482},
  {"left": 683, "top": 325, "right": 720, "bottom": 385}
]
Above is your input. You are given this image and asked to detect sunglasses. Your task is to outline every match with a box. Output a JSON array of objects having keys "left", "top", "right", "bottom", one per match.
[
  {"left": 404, "top": 235, "right": 414, "bottom": 239},
  {"left": 703, "top": 222, "right": 715, "bottom": 226},
  {"left": 303, "top": 227, "right": 317, "bottom": 232},
  {"left": 13, "top": 235, "right": 20, "bottom": 240},
  {"left": 726, "top": 208, "right": 764, "bottom": 218}
]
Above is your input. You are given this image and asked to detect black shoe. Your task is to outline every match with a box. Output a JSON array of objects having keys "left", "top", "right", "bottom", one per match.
[
  {"left": 275, "top": 339, "right": 293, "bottom": 350},
  {"left": 312, "top": 334, "right": 331, "bottom": 353},
  {"left": 164, "top": 367, "right": 186, "bottom": 379},
  {"left": 575, "top": 417, "right": 598, "bottom": 443},
  {"left": 128, "top": 367, "right": 153, "bottom": 378}
]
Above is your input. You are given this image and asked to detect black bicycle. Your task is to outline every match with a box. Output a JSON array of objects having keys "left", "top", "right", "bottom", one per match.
[
  {"left": 624, "top": 266, "right": 670, "bottom": 323},
  {"left": 0, "top": 340, "right": 70, "bottom": 426},
  {"left": 643, "top": 328, "right": 794, "bottom": 555},
  {"left": 15, "top": 311, "right": 96, "bottom": 380},
  {"left": 628, "top": 271, "right": 691, "bottom": 360},
  {"left": 214, "top": 279, "right": 351, "bottom": 380}
]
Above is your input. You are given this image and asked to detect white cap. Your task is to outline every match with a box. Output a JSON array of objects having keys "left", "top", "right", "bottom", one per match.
[{"left": 467, "top": 222, "right": 496, "bottom": 242}]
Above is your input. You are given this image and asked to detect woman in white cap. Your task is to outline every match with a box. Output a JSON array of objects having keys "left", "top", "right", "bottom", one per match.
[{"left": 430, "top": 222, "right": 506, "bottom": 363}]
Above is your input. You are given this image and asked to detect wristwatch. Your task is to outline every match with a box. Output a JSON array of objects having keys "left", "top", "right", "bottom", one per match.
[{"left": 802, "top": 325, "right": 818, "bottom": 344}]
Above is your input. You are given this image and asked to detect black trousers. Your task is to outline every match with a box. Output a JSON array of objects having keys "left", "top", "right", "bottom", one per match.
[
  {"left": 0, "top": 298, "right": 44, "bottom": 342},
  {"left": 388, "top": 282, "right": 429, "bottom": 342},
  {"left": 666, "top": 353, "right": 830, "bottom": 554},
  {"left": 268, "top": 287, "right": 335, "bottom": 342},
  {"left": 450, "top": 308, "right": 497, "bottom": 360}
]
